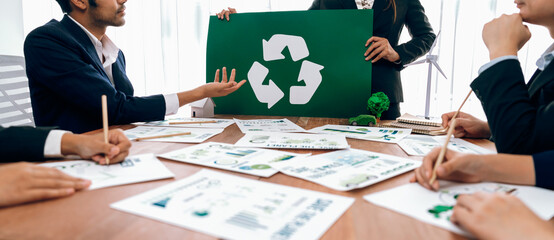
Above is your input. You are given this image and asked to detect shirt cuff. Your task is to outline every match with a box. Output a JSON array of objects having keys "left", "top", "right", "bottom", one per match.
[
  {"left": 164, "top": 93, "right": 180, "bottom": 116},
  {"left": 44, "top": 130, "right": 71, "bottom": 158},
  {"left": 478, "top": 55, "right": 518, "bottom": 74}
]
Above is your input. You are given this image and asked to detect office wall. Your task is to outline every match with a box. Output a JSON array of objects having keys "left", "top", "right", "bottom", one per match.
[{"left": 0, "top": 0, "right": 24, "bottom": 56}]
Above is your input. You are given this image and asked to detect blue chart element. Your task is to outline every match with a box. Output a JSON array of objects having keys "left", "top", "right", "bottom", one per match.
[
  {"left": 226, "top": 211, "right": 268, "bottom": 230},
  {"left": 226, "top": 149, "right": 257, "bottom": 157},
  {"left": 153, "top": 197, "right": 171, "bottom": 208},
  {"left": 278, "top": 155, "right": 295, "bottom": 161},
  {"left": 120, "top": 159, "right": 135, "bottom": 168},
  {"left": 379, "top": 129, "right": 399, "bottom": 135}
]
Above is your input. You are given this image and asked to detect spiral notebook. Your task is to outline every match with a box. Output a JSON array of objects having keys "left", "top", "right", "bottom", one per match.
[{"left": 381, "top": 114, "right": 446, "bottom": 135}]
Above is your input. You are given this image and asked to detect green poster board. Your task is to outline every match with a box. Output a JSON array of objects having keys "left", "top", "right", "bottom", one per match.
[{"left": 207, "top": 10, "right": 373, "bottom": 118}]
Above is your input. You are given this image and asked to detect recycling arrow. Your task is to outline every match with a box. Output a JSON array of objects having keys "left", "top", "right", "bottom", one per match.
[
  {"left": 248, "top": 61, "right": 284, "bottom": 109},
  {"left": 290, "top": 60, "right": 324, "bottom": 105},
  {"left": 263, "top": 34, "right": 309, "bottom": 62},
  {"left": 248, "top": 34, "right": 324, "bottom": 109}
]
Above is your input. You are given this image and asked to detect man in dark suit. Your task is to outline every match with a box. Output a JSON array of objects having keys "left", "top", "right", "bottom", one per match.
[
  {"left": 307, "top": 0, "right": 436, "bottom": 119},
  {"left": 442, "top": 2, "right": 554, "bottom": 154},
  {"left": 24, "top": 0, "right": 245, "bottom": 133},
  {"left": 0, "top": 125, "right": 131, "bottom": 207}
]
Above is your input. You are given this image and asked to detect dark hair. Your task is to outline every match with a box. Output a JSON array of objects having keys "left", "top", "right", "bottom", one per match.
[
  {"left": 385, "top": 0, "right": 397, "bottom": 23},
  {"left": 55, "top": 0, "right": 71, "bottom": 13},
  {"left": 55, "top": 0, "right": 97, "bottom": 13}
]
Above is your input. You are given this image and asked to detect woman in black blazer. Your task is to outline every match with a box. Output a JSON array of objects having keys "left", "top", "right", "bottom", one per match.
[
  {"left": 218, "top": 0, "right": 435, "bottom": 119},
  {"left": 308, "top": 0, "right": 436, "bottom": 119}
]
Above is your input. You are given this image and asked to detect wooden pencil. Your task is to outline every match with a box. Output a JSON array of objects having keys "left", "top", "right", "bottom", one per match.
[
  {"left": 430, "top": 118, "right": 457, "bottom": 185},
  {"left": 439, "top": 89, "right": 473, "bottom": 135},
  {"left": 169, "top": 120, "right": 217, "bottom": 125},
  {"left": 135, "top": 132, "right": 191, "bottom": 141},
  {"left": 451, "top": 89, "right": 473, "bottom": 121},
  {"left": 101, "top": 95, "right": 110, "bottom": 165}
]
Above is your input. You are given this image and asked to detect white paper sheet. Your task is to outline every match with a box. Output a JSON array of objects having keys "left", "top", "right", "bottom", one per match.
[
  {"left": 270, "top": 149, "right": 421, "bottom": 191},
  {"left": 124, "top": 126, "right": 223, "bottom": 143},
  {"left": 136, "top": 117, "right": 235, "bottom": 129},
  {"left": 158, "top": 142, "right": 310, "bottom": 177},
  {"left": 234, "top": 132, "right": 350, "bottom": 150},
  {"left": 364, "top": 182, "right": 554, "bottom": 237},
  {"left": 234, "top": 118, "right": 307, "bottom": 133},
  {"left": 397, "top": 135, "right": 495, "bottom": 156},
  {"left": 40, "top": 154, "right": 174, "bottom": 190},
  {"left": 111, "top": 169, "right": 354, "bottom": 240},
  {"left": 308, "top": 124, "right": 411, "bottom": 143}
]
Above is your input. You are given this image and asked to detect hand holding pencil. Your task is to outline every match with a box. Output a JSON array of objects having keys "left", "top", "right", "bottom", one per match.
[
  {"left": 60, "top": 129, "right": 132, "bottom": 165},
  {"left": 440, "top": 90, "right": 491, "bottom": 139},
  {"left": 409, "top": 145, "right": 485, "bottom": 191}
]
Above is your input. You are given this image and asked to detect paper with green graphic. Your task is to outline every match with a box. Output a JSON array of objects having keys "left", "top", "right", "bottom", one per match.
[{"left": 207, "top": 10, "right": 373, "bottom": 118}]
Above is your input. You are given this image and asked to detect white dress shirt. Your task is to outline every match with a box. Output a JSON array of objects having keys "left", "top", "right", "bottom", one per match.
[
  {"left": 66, "top": 15, "right": 179, "bottom": 115},
  {"left": 43, "top": 130, "right": 70, "bottom": 158},
  {"left": 355, "top": 0, "right": 375, "bottom": 9},
  {"left": 479, "top": 42, "right": 554, "bottom": 74}
]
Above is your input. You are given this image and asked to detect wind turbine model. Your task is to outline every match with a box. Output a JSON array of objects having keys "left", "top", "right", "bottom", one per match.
[{"left": 405, "top": 31, "right": 447, "bottom": 119}]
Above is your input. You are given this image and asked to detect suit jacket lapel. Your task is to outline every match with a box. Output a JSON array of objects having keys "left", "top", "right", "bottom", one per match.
[
  {"left": 528, "top": 61, "right": 554, "bottom": 97},
  {"left": 372, "top": 0, "right": 385, "bottom": 19},
  {"left": 60, "top": 15, "right": 110, "bottom": 80}
]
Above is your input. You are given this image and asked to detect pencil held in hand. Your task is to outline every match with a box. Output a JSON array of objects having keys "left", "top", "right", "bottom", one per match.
[
  {"left": 430, "top": 118, "right": 457, "bottom": 185},
  {"left": 101, "top": 95, "right": 110, "bottom": 165}
]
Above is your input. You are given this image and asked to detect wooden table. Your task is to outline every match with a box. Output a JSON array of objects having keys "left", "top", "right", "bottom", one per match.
[{"left": 0, "top": 116, "right": 497, "bottom": 240}]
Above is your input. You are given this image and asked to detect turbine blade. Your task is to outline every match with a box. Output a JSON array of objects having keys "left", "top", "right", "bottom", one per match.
[
  {"left": 405, "top": 59, "right": 427, "bottom": 66},
  {"left": 432, "top": 61, "right": 448, "bottom": 79}
]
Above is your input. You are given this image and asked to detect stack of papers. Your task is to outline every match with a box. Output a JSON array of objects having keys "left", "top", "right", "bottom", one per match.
[
  {"left": 308, "top": 124, "right": 411, "bottom": 143},
  {"left": 40, "top": 154, "right": 174, "bottom": 190},
  {"left": 124, "top": 126, "right": 223, "bottom": 143},
  {"left": 234, "top": 132, "right": 350, "bottom": 150},
  {"left": 159, "top": 142, "right": 310, "bottom": 177},
  {"left": 397, "top": 135, "right": 495, "bottom": 156},
  {"left": 234, "top": 118, "right": 306, "bottom": 133},
  {"left": 271, "top": 149, "right": 421, "bottom": 191},
  {"left": 137, "top": 117, "right": 235, "bottom": 129},
  {"left": 111, "top": 169, "right": 354, "bottom": 240}
]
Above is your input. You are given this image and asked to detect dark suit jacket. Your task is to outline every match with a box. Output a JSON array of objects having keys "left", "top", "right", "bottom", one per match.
[
  {"left": 534, "top": 150, "right": 554, "bottom": 190},
  {"left": 309, "top": 0, "right": 436, "bottom": 107},
  {"left": 0, "top": 126, "right": 51, "bottom": 162},
  {"left": 533, "top": 151, "right": 554, "bottom": 189},
  {"left": 24, "top": 15, "right": 166, "bottom": 133},
  {"left": 471, "top": 59, "right": 554, "bottom": 154}
]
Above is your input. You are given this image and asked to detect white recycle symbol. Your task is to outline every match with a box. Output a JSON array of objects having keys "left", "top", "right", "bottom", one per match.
[{"left": 248, "top": 34, "right": 324, "bottom": 109}]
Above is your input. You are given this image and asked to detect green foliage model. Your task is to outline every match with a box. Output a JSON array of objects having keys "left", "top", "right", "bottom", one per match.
[{"left": 367, "top": 92, "right": 390, "bottom": 119}]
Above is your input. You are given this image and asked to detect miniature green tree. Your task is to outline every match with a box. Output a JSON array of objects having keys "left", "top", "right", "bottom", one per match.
[{"left": 367, "top": 92, "right": 390, "bottom": 120}]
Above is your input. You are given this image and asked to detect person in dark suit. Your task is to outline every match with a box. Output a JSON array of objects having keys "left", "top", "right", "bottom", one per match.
[
  {"left": 0, "top": 126, "right": 130, "bottom": 163},
  {"left": 410, "top": 147, "right": 554, "bottom": 239},
  {"left": 308, "top": 0, "right": 436, "bottom": 119},
  {"left": 24, "top": 0, "right": 246, "bottom": 133},
  {"left": 413, "top": 3, "right": 554, "bottom": 234},
  {"left": 0, "top": 125, "right": 131, "bottom": 207},
  {"left": 441, "top": 2, "right": 554, "bottom": 154},
  {"left": 217, "top": 0, "right": 436, "bottom": 119}
]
